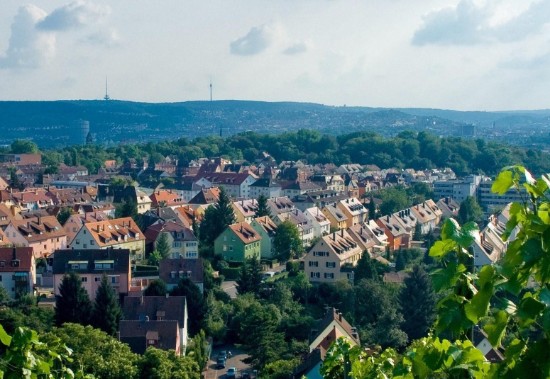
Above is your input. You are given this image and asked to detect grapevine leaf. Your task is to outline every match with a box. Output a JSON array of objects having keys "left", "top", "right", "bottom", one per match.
[
  {"left": 0, "top": 324, "right": 11, "bottom": 346},
  {"left": 483, "top": 310, "right": 508, "bottom": 347},
  {"left": 492, "top": 170, "right": 514, "bottom": 195}
]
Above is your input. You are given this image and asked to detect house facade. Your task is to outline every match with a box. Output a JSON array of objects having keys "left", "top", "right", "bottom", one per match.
[
  {"left": 250, "top": 216, "right": 277, "bottom": 259},
  {"left": 0, "top": 247, "right": 35, "bottom": 298},
  {"left": 214, "top": 222, "right": 261, "bottom": 263},
  {"left": 5, "top": 216, "right": 66, "bottom": 258},
  {"left": 52, "top": 248, "right": 131, "bottom": 298}
]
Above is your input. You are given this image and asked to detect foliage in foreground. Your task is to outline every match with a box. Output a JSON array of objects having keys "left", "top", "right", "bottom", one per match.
[{"left": 321, "top": 166, "right": 550, "bottom": 378}]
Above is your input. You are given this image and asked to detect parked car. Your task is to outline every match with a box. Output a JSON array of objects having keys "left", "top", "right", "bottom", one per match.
[
  {"left": 216, "top": 357, "right": 226, "bottom": 369},
  {"left": 218, "top": 350, "right": 228, "bottom": 359},
  {"left": 226, "top": 367, "right": 237, "bottom": 378},
  {"left": 241, "top": 371, "right": 251, "bottom": 379}
]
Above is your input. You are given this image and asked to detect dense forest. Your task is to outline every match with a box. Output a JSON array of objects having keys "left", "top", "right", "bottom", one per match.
[{"left": 25, "top": 129, "right": 550, "bottom": 177}]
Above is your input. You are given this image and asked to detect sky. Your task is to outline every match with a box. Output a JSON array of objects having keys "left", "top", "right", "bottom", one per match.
[{"left": 1, "top": 0, "right": 549, "bottom": 111}]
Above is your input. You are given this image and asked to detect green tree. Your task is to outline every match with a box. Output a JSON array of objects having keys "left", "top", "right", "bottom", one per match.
[
  {"left": 199, "top": 187, "right": 235, "bottom": 248},
  {"left": 55, "top": 272, "right": 92, "bottom": 326},
  {"left": 92, "top": 274, "right": 122, "bottom": 336},
  {"left": 273, "top": 220, "right": 303, "bottom": 262},
  {"left": 354, "top": 252, "right": 381, "bottom": 282},
  {"left": 155, "top": 232, "right": 171, "bottom": 259},
  {"left": 143, "top": 279, "right": 168, "bottom": 296},
  {"left": 56, "top": 207, "right": 72, "bottom": 226},
  {"left": 187, "top": 329, "right": 208, "bottom": 371},
  {"left": 236, "top": 257, "right": 264, "bottom": 296},
  {"left": 138, "top": 347, "right": 199, "bottom": 379},
  {"left": 170, "top": 278, "right": 206, "bottom": 335},
  {"left": 10, "top": 139, "right": 38, "bottom": 154},
  {"left": 367, "top": 195, "right": 377, "bottom": 219},
  {"left": 46, "top": 323, "right": 139, "bottom": 379},
  {"left": 457, "top": 195, "right": 483, "bottom": 225},
  {"left": 115, "top": 199, "right": 138, "bottom": 219},
  {"left": 255, "top": 194, "right": 272, "bottom": 218},
  {"left": 378, "top": 186, "right": 410, "bottom": 216},
  {"left": 399, "top": 265, "right": 436, "bottom": 342}
]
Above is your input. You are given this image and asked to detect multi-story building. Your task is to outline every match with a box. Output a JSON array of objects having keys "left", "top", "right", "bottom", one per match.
[
  {"left": 214, "top": 222, "right": 261, "bottom": 263},
  {"left": 0, "top": 247, "right": 35, "bottom": 298},
  {"left": 149, "top": 189, "right": 185, "bottom": 209},
  {"left": 409, "top": 200, "right": 442, "bottom": 235},
  {"left": 194, "top": 172, "right": 257, "bottom": 199},
  {"left": 159, "top": 257, "right": 205, "bottom": 292},
  {"left": 433, "top": 175, "right": 482, "bottom": 203},
  {"left": 336, "top": 197, "right": 368, "bottom": 228},
  {"left": 304, "top": 230, "right": 363, "bottom": 284},
  {"left": 250, "top": 216, "right": 278, "bottom": 259},
  {"left": 375, "top": 214, "right": 410, "bottom": 251},
  {"left": 52, "top": 248, "right": 131, "bottom": 298},
  {"left": 69, "top": 217, "right": 145, "bottom": 261},
  {"left": 144, "top": 221, "right": 198, "bottom": 259},
  {"left": 5, "top": 216, "right": 66, "bottom": 258},
  {"left": 322, "top": 205, "right": 348, "bottom": 231},
  {"left": 477, "top": 178, "right": 525, "bottom": 213},
  {"left": 303, "top": 207, "right": 331, "bottom": 238},
  {"left": 249, "top": 178, "right": 282, "bottom": 199},
  {"left": 232, "top": 199, "right": 258, "bottom": 223}
]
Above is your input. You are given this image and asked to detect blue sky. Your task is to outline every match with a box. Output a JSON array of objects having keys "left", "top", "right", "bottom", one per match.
[{"left": 1, "top": 0, "right": 549, "bottom": 111}]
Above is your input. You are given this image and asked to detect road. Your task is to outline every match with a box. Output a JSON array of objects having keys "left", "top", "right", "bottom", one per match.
[{"left": 203, "top": 345, "right": 253, "bottom": 379}]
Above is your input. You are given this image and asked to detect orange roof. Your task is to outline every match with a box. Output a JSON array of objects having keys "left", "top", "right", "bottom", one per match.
[
  {"left": 229, "top": 222, "right": 261, "bottom": 244},
  {"left": 84, "top": 217, "right": 145, "bottom": 247}
]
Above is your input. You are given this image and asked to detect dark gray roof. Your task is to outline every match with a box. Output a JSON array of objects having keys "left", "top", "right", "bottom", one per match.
[{"left": 51, "top": 248, "right": 130, "bottom": 275}]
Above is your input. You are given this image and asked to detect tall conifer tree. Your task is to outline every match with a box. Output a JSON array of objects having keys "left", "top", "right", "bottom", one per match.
[
  {"left": 399, "top": 265, "right": 436, "bottom": 341},
  {"left": 92, "top": 274, "right": 122, "bottom": 336},
  {"left": 55, "top": 272, "right": 92, "bottom": 326}
]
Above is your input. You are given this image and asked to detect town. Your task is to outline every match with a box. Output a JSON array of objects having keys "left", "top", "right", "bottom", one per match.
[{"left": 0, "top": 134, "right": 534, "bottom": 378}]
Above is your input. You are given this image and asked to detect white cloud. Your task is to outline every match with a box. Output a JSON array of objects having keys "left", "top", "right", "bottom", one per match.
[
  {"left": 230, "top": 23, "right": 281, "bottom": 56},
  {"left": 82, "top": 28, "right": 121, "bottom": 47},
  {"left": 412, "top": 0, "right": 550, "bottom": 46},
  {"left": 283, "top": 41, "right": 308, "bottom": 55},
  {"left": 0, "top": 5, "right": 55, "bottom": 69},
  {"left": 37, "top": 0, "right": 110, "bottom": 31}
]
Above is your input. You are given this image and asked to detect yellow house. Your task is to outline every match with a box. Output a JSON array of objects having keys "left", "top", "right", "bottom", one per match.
[{"left": 304, "top": 230, "right": 363, "bottom": 284}]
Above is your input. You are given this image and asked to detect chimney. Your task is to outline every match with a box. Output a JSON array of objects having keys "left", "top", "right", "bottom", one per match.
[
  {"left": 339, "top": 313, "right": 343, "bottom": 322},
  {"left": 445, "top": 197, "right": 449, "bottom": 205},
  {"left": 12, "top": 247, "right": 16, "bottom": 260},
  {"left": 340, "top": 229, "right": 344, "bottom": 238},
  {"left": 333, "top": 232, "right": 336, "bottom": 241}
]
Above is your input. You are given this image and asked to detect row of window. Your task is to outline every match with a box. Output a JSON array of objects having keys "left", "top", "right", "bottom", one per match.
[
  {"left": 309, "top": 272, "right": 335, "bottom": 279},
  {"left": 308, "top": 261, "right": 336, "bottom": 268},
  {"left": 81, "top": 276, "right": 119, "bottom": 284},
  {"left": 312, "top": 251, "right": 329, "bottom": 257}
]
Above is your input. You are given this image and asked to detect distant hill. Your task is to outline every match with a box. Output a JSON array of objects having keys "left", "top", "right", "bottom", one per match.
[{"left": 0, "top": 100, "right": 548, "bottom": 149}]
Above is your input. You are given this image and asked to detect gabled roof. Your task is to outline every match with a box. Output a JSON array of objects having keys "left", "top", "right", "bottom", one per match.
[
  {"left": 233, "top": 199, "right": 258, "bottom": 218},
  {"left": 0, "top": 247, "right": 34, "bottom": 272},
  {"left": 323, "top": 205, "right": 348, "bottom": 222},
  {"left": 188, "top": 188, "right": 220, "bottom": 205},
  {"left": 81, "top": 217, "right": 144, "bottom": 247},
  {"left": 309, "top": 307, "right": 360, "bottom": 350},
  {"left": 149, "top": 190, "right": 184, "bottom": 208},
  {"left": 119, "top": 320, "right": 179, "bottom": 354},
  {"left": 227, "top": 222, "right": 261, "bottom": 244},
  {"left": 123, "top": 295, "right": 187, "bottom": 327},
  {"left": 144, "top": 221, "right": 196, "bottom": 244},
  {"left": 51, "top": 248, "right": 130, "bottom": 275},
  {"left": 320, "top": 230, "right": 361, "bottom": 261},
  {"left": 159, "top": 257, "right": 204, "bottom": 285},
  {"left": 8, "top": 216, "right": 65, "bottom": 243},
  {"left": 253, "top": 216, "right": 278, "bottom": 236},
  {"left": 195, "top": 172, "right": 255, "bottom": 186},
  {"left": 347, "top": 224, "right": 377, "bottom": 251}
]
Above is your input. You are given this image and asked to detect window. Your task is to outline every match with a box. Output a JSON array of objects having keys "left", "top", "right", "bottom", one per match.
[
  {"left": 0, "top": 261, "right": 4, "bottom": 268},
  {"left": 95, "top": 277, "right": 101, "bottom": 282},
  {"left": 308, "top": 261, "right": 318, "bottom": 267},
  {"left": 81, "top": 277, "right": 88, "bottom": 282},
  {"left": 324, "top": 273, "right": 334, "bottom": 279},
  {"left": 90, "top": 240, "right": 95, "bottom": 245},
  {"left": 83, "top": 244, "right": 87, "bottom": 248},
  {"left": 0, "top": 275, "right": 2, "bottom": 282},
  {"left": 326, "top": 262, "right": 336, "bottom": 268}
]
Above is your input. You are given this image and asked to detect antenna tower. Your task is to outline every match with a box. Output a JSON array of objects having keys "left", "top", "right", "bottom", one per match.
[
  {"left": 209, "top": 79, "right": 213, "bottom": 102},
  {"left": 104, "top": 77, "right": 111, "bottom": 101}
]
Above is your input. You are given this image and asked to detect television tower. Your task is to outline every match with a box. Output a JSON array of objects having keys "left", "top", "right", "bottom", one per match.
[
  {"left": 209, "top": 79, "right": 213, "bottom": 102},
  {"left": 104, "top": 77, "right": 111, "bottom": 101}
]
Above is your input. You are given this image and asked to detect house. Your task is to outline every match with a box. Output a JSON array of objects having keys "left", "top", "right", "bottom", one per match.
[
  {"left": 0, "top": 247, "right": 35, "bottom": 298},
  {"left": 119, "top": 320, "right": 181, "bottom": 355},
  {"left": 375, "top": 214, "right": 410, "bottom": 251},
  {"left": 111, "top": 186, "right": 152, "bottom": 214},
  {"left": 336, "top": 197, "right": 368, "bottom": 228},
  {"left": 63, "top": 212, "right": 109, "bottom": 245},
  {"left": 214, "top": 222, "right": 261, "bottom": 263},
  {"left": 472, "top": 220, "right": 507, "bottom": 268},
  {"left": 159, "top": 257, "right": 205, "bottom": 293},
  {"left": 249, "top": 177, "right": 282, "bottom": 199},
  {"left": 281, "top": 181, "right": 321, "bottom": 198},
  {"left": 409, "top": 200, "right": 442, "bottom": 235},
  {"left": 304, "top": 230, "right": 363, "bottom": 283},
  {"left": 303, "top": 207, "right": 331, "bottom": 239},
  {"left": 121, "top": 295, "right": 188, "bottom": 355},
  {"left": 5, "top": 216, "right": 66, "bottom": 258},
  {"left": 11, "top": 189, "right": 54, "bottom": 211},
  {"left": 0, "top": 153, "right": 42, "bottom": 166},
  {"left": 232, "top": 199, "right": 258, "bottom": 223},
  {"left": 436, "top": 197, "right": 460, "bottom": 219},
  {"left": 149, "top": 189, "right": 185, "bottom": 209},
  {"left": 250, "top": 216, "right": 278, "bottom": 259},
  {"left": 294, "top": 308, "right": 360, "bottom": 379},
  {"left": 346, "top": 223, "right": 378, "bottom": 255},
  {"left": 267, "top": 196, "right": 295, "bottom": 218},
  {"left": 276, "top": 209, "right": 315, "bottom": 247},
  {"left": 194, "top": 172, "right": 257, "bottom": 199},
  {"left": 144, "top": 221, "right": 198, "bottom": 259},
  {"left": 51, "top": 248, "right": 131, "bottom": 298},
  {"left": 69, "top": 217, "right": 145, "bottom": 261},
  {"left": 321, "top": 205, "right": 348, "bottom": 231}
]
